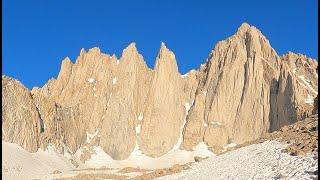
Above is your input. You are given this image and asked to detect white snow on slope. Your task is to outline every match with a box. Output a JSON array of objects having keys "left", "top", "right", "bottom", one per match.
[
  {"left": 112, "top": 77, "right": 117, "bottom": 85},
  {"left": 181, "top": 69, "right": 195, "bottom": 78},
  {"left": 86, "top": 130, "right": 99, "bottom": 143},
  {"left": 85, "top": 141, "right": 214, "bottom": 170},
  {"left": 210, "top": 121, "right": 222, "bottom": 125},
  {"left": 135, "top": 124, "right": 141, "bottom": 134},
  {"left": 2, "top": 141, "right": 75, "bottom": 180},
  {"left": 169, "top": 102, "right": 192, "bottom": 153},
  {"left": 158, "top": 140, "right": 318, "bottom": 180},
  {"left": 298, "top": 75, "right": 318, "bottom": 94},
  {"left": 184, "top": 102, "right": 191, "bottom": 115},
  {"left": 223, "top": 143, "right": 237, "bottom": 150},
  {"left": 181, "top": 73, "right": 188, "bottom": 78},
  {"left": 305, "top": 94, "right": 314, "bottom": 105},
  {"left": 191, "top": 142, "right": 215, "bottom": 158},
  {"left": 4, "top": 139, "right": 317, "bottom": 180},
  {"left": 87, "top": 78, "right": 95, "bottom": 83},
  {"left": 84, "top": 101, "right": 214, "bottom": 170},
  {"left": 138, "top": 113, "right": 143, "bottom": 121}
]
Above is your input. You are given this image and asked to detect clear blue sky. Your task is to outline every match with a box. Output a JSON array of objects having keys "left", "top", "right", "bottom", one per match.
[{"left": 3, "top": 0, "right": 318, "bottom": 89}]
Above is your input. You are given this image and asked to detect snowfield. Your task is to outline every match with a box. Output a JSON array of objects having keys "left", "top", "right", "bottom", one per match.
[
  {"left": 2, "top": 141, "right": 74, "bottom": 180},
  {"left": 84, "top": 141, "right": 214, "bottom": 170},
  {"left": 158, "top": 140, "right": 318, "bottom": 180},
  {"left": 2, "top": 140, "right": 318, "bottom": 180}
]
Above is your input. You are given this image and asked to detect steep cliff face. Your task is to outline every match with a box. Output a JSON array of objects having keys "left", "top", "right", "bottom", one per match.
[
  {"left": 282, "top": 53, "right": 318, "bottom": 118},
  {"left": 140, "top": 43, "right": 188, "bottom": 157},
  {"left": 183, "top": 23, "right": 281, "bottom": 150},
  {"left": 2, "top": 22, "right": 318, "bottom": 160},
  {"left": 2, "top": 76, "right": 42, "bottom": 152},
  {"left": 30, "top": 43, "right": 155, "bottom": 160},
  {"left": 98, "top": 43, "right": 153, "bottom": 160},
  {"left": 268, "top": 53, "right": 318, "bottom": 131},
  {"left": 182, "top": 23, "right": 318, "bottom": 151}
]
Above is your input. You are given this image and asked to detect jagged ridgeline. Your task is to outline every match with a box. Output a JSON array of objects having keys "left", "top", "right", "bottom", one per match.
[{"left": 2, "top": 23, "right": 318, "bottom": 161}]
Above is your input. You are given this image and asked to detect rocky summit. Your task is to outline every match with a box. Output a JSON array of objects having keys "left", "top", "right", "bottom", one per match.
[{"left": 2, "top": 23, "right": 318, "bottom": 164}]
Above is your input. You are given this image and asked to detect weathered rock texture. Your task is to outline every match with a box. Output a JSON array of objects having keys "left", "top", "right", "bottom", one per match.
[
  {"left": 2, "top": 76, "right": 42, "bottom": 152},
  {"left": 140, "top": 43, "right": 188, "bottom": 157},
  {"left": 2, "top": 23, "right": 318, "bottom": 159},
  {"left": 182, "top": 23, "right": 318, "bottom": 150}
]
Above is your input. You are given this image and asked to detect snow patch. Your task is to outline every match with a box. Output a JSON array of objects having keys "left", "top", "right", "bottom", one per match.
[
  {"left": 87, "top": 78, "right": 95, "bottom": 83},
  {"left": 223, "top": 143, "right": 237, "bottom": 149},
  {"left": 181, "top": 69, "right": 196, "bottom": 78},
  {"left": 85, "top": 141, "right": 215, "bottom": 170},
  {"left": 203, "top": 91, "right": 207, "bottom": 96},
  {"left": 184, "top": 102, "right": 191, "bottom": 115},
  {"left": 167, "top": 102, "right": 192, "bottom": 153},
  {"left": 305, "top": 94, "right": 314, "bottom": 105},
  {"left": 192, "top": 142, "right": 215, "bottom": 158},
  {"left": 210, "top": 121, "right": 222, "bottom": 126},
  {"left": 130, "top": 142, "right": 144, "bottom": 156},
  {"left": 181, "top": 73, "right": 188, "bottom": 78},
  {"left": 86, "top": 130, "right": 99, "bottom": 143},
  {"left": 138, "top": 114, "right": 143, "bottom": 121},
  {"left": 135, "top": 124, "right": 141, "bottom": 134},
  {"left": 2, "top": 141, "right": 75, "bottom": 180},
  {"left": 298, "top": 75, "right": 318, "bottom": 94},
  {"left": 112, "top": 77, "right": 117, "bottom": 85},
  {"left": 204, "top": 123, "right": 208, "bottom": 127}
]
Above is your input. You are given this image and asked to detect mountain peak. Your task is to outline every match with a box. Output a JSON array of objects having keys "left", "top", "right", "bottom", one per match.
[
  {"left": 120, "top": 42, "right": 146, "bottom": 65},
  {"left": 235, "top": 22, "right": 263, "bottom": 38},
  {"left": 80, "top": 48, "right": 86, "bottom": 56},
  {"left": 160, "top": 41, "right": 166, "bottom": 48},
  {"left": 62, "top": 56, "right": 72, "bottom": 64},
  {"left": 125, "top": 42, "right": 137, "bottom": 52},
  {"left": 88, "top": 47, "right": 101, "bottom": 55},
  {"left": 158, "top": 42, "right": 172, "bottom": 59},
  {"left": 238, "top": 22, "right": 251, "bottom": 32},
  {"left": 154, "top": 42, "right": 179, "bottom": 74},
  {"left": 122, "top": 42, "right": 138, "bottom": 56}
]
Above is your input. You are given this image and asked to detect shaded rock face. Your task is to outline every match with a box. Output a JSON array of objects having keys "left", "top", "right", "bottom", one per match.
[
  {"left": 2, "top": 23, "right": 318, "bottom": 159},
  {"left": 282, "top": 53, "right": 318, "bottom": 117},
  {"left": 312, "top": 95, "right": 318, "bottom": 114}
]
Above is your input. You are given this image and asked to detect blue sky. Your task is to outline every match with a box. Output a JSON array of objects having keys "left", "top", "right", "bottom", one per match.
[{"left": 2, "top": 0, "right": 318, "bottom": 89}]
